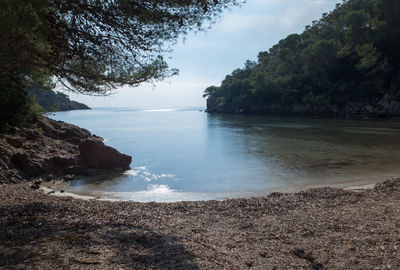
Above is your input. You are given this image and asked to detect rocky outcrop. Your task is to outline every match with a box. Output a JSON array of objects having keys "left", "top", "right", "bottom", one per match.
[
  {"left": 79, "top": 139, "right": 131, "bottom": 170},
  {"left": 0, "top": 117, "right": 132, "bottom": 184}
]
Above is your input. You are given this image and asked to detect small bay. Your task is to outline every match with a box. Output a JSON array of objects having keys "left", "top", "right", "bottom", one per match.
[{"left": 50, "top": 108, "right": 400, "bottom": 202}]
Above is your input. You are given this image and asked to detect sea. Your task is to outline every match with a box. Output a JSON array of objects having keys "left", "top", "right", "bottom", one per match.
[{"left": 49, "top": 107, "right": 400, "bottom": 202}]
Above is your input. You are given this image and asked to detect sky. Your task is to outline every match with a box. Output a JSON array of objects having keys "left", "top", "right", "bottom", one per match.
[{"left": 65, "top": 0, "right": 340, "bottom": 109}]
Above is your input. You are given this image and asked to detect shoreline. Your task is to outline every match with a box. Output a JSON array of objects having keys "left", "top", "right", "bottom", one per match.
[
  {"left": 41, "top": 174, "right": 397, "bottom": 203},
  {"left": 1, "top": 178, "right": 400, "bottom": 269},
  {"left": 205, "top": 110, "right": 400, "bottom": 121}
]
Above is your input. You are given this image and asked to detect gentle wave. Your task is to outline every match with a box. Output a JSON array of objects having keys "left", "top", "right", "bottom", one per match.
[
  {"left": 147, "top": 184, "right": 175, "bottom": 194},
  {"left": 123, "top": 167, "right": 175, "bottom": 182}
]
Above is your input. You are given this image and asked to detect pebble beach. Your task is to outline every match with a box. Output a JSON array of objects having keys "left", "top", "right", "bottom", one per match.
[{"left": 1, "top": 179, "right": 400, "bottom": 269}]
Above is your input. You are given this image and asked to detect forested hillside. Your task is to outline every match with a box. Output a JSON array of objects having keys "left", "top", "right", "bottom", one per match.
[
  {"left": 204, "top": 0, "right": 400, "bottom": 117},
  {"left": 28, "top": 89, "right": 90, "bottom": 112}
]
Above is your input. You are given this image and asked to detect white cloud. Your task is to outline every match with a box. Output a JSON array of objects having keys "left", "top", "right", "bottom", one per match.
[{"left": 217, "top": 0, "right": 338, "bottom": 33}]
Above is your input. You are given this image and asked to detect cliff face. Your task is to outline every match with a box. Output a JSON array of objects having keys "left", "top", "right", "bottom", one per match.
[
  {"left": 0, "top": 117, "right": 131, "bottom": 184},
  {"left": 28, "top": 88, "right": 90, "bottom": 111}
]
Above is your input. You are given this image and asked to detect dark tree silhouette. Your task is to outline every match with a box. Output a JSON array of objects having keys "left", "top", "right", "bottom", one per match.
[{"left": 0, "top": 0, "right": 240, "bottom": 94}]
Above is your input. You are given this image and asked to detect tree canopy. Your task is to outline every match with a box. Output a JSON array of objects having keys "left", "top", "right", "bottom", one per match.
[
  {"left": 205, "top": 0, "right": 400, "bottom": 117},
  {"left": 0, "top": 0, "right": 240, "bottom": 128},
  {"left": 1, "top": 0, "right": 240, "bottom": 94}
]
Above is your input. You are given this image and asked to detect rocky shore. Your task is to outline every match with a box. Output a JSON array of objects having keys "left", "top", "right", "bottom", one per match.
[
  {"left": 0, "top": 179, "right": 399, "bottom": 269},
  {"left": 0, "top": 117, "right": 131, "bottom": 184}
]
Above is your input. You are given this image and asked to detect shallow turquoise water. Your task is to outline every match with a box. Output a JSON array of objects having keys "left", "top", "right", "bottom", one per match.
[{"left": 50, "top": 108, "right": 400, "bottom": 202}]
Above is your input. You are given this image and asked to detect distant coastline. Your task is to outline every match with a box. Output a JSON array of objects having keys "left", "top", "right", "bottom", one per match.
[
  {"left": 28, "top": 88, "right": 90, "bottom": 112},
  {"left": 205, "top": 104, "right": 400, "bottom": 119}
]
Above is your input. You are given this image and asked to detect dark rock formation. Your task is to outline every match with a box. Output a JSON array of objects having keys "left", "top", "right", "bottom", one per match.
[
  {"left": 79, "top": 139, "right": 132, "bottom": 170},
  {"left": 0, "top": 117, "right": 132, "bottom": 184}
]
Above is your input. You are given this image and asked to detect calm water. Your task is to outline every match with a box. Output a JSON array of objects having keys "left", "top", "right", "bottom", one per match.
[{"left": 50, "top": 108, "right": 400, "bottom": 202}]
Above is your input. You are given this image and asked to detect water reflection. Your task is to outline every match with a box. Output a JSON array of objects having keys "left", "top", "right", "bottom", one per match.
[
  {"left": 50, "top": 109, "right": 400, "bottom": 201},
  {"left": 207, "top": 114, "right": 400, "bottom": 187}
]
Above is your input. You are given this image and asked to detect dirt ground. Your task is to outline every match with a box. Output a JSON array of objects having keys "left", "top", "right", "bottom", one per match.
[{"left": 1, "top": 179, "right": 400, "bottom": 269}]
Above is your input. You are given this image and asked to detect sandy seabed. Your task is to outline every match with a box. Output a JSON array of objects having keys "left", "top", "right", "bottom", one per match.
[{"left": 1, "top": 179, "right": 400, "bottom": 269}]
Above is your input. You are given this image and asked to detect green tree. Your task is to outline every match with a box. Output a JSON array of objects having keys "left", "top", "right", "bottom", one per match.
[
  {"left": 0, "top": 0, "right": 240, "bottom": 128},
  {"left": 0, "top": 74, "right": 42, "bottom": 129},
  {"left": 1, "top": 0, "right": 240, "bottom": 94},
  {"left": 204, "top": 0, "right": 400, "bottom": 117}
]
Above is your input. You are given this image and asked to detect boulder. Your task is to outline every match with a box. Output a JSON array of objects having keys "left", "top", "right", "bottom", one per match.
[
  {"left": 0, "top": 117, "right": 132, "bottom": 184},
  {"left": 78, "top": 139, "right": 131, "bottom": 170}
]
